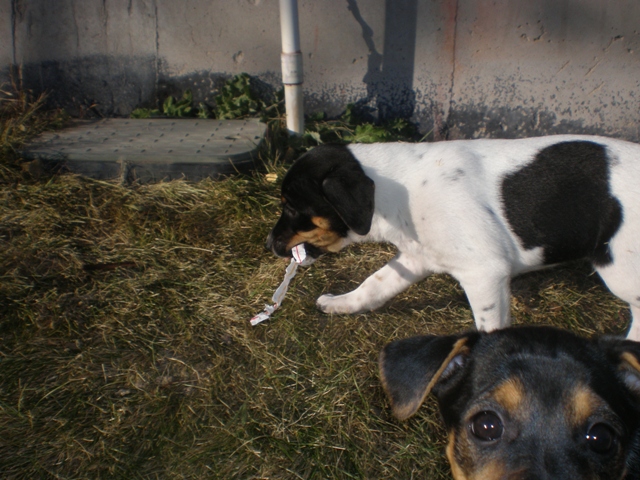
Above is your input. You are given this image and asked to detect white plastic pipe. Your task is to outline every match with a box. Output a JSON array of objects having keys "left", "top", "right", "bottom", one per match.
[{"left": 279, "top": 0, "right": 304, "bottom": 135}]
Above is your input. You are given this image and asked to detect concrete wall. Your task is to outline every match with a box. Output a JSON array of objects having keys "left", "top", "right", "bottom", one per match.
[{"left": 2, "top": 0, "right": 639, "bottom": 141}]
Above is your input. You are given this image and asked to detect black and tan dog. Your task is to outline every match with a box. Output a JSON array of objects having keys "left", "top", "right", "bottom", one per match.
[{"left": 379, "top": 326, "right": 640, "bottom": 479}]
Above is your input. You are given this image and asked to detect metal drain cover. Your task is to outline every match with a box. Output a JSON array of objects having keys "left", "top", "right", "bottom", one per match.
[{"left": 22, "top": 118, "right": 267, "bottom": 182}]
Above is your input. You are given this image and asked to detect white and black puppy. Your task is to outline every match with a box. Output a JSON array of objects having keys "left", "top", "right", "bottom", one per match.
[{"left": 266, "top": 136, "right": 640, "bottom": 339}]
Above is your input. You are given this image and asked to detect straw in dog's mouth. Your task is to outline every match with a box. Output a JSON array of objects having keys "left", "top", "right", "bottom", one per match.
[
  {"left": 251, "top": 244, "right": 316, "bottom": 326},
  {"left": 292, "top": 242, "right": 323, "bottom": 260}
]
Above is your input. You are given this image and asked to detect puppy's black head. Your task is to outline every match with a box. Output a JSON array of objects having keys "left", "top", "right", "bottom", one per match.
[
  {"left": 266, "top": 144, "right": 375, "bottom": 258},
  {"left": 379, "top": 326, "right": 640, "bottom": 479}
]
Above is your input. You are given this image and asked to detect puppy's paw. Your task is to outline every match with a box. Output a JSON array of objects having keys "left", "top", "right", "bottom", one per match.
[{"left": 317, "top": 293, "right": 362, "bottom": 314}]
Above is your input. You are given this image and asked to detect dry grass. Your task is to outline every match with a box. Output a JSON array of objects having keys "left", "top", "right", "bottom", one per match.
[{"left": 0, "top": 90, "right": 630, "bottom": 479}]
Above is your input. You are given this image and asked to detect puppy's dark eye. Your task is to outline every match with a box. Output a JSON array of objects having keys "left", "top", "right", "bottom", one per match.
[
  {"left": 469, "top": 411, "right": 503, "bottom": 441},
  {"left": 586, "top": 423, "right": 617, "bottom": 454},
  {"left": 283, "top": 204, "right": 298, "bottom": 217}
]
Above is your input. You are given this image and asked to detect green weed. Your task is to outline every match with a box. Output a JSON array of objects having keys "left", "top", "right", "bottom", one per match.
[{"left": 131, "top": 90, "right": 208, "bottom": 119}]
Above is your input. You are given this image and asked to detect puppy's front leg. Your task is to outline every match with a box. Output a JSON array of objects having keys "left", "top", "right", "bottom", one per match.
[
  {"left": 317, "top": 253, "right": 430, "bottom": 314},
  {"left": 458, "top": 272, "right": 512, "bottom": 332}
]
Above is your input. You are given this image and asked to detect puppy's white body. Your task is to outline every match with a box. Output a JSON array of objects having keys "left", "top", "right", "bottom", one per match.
[{"left": 316, "top": 136, "right": 640, "bottom": 339}]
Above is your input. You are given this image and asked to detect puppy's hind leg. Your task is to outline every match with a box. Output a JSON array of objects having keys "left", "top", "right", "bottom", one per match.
[
  {"left": 316, "top": 252, "right": 431, "bottom": 314},
  {"left": 594, "top": 245, "right": 640, "bottom": 340},
  {"left": 627, "top": 305, "right": 640, "bottom": 341},
  {"left": 457, "top": 272, "right": 512, "bottom": 332}
]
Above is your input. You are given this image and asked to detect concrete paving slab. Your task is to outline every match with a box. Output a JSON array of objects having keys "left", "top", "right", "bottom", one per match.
[{"left": 22, "top": 118, "right": 267, "bottom": 183}]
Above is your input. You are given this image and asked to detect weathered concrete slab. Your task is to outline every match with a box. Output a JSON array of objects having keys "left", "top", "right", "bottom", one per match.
[{"left": 22, "top": 118, "right": 266, "bottom": 183}]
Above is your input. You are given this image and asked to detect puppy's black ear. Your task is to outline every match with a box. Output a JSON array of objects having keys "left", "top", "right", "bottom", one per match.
[
  {"left": 598, "top": 336, "right": 640, "bottom": 396},
  {"left": 321, "top": 164, "right": 375, "bottom": 235},
  {"left": 379, "top": 333, "right": 475, "bottom": 421}
]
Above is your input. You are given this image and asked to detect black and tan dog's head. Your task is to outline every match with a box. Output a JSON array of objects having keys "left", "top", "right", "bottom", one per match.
[
  {"left": 266, "top": 144, "right": 375, "bottom": 259},
  {"left": 379, "top": 326, "right": 640, "bottom": 479}
]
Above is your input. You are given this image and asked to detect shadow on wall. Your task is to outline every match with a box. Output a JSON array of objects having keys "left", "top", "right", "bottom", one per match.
[
  {"left": 346, "top": 0, "right": 417, "bottom": 122},
  {"left": 344, "top": 0, "right": 635, "bottom": 140},
  {"left": 20, "top": 55, "right": 157, "bottom": 117}
]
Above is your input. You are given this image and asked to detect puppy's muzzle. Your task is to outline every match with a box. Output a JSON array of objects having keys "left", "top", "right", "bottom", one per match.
[
  {"left": 265, "top": 230, "right": 285, "bottom": 257},
  {"left": 266, "top": 229, "right": 323, "bottom": 260}
]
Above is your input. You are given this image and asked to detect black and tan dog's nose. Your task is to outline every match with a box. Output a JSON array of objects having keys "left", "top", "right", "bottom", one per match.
[
  {"left": 265, "top": 228, "right": 291, "bottom": 258},
  {"left": 265, "top": 231, "right": 274, "bottom": 253}
]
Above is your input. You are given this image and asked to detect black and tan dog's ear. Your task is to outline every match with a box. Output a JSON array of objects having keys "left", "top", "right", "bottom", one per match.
[
  {"left": 598, "top": 336, "right": 640, "bottom": 396},
  {"left": 321, "top": 164, "right": 375, "bottom": 235},
  {"left": 379, "top": 333, "right": 475, "bottom": 421}
]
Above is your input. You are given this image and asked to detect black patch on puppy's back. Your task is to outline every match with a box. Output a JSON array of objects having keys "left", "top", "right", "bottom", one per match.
[{"left": 502, "top": 141, "right": 623, "bottom": 266}]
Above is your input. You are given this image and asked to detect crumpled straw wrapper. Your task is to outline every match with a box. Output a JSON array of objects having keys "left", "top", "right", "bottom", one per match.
[{"left": 250, "top": 244, "right": 315, "bottom": 326}]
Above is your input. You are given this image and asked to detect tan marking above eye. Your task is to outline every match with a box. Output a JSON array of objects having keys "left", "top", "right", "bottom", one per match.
[
  {"left": 569, "top": 386, "right": 602, "bottom": 427},
  {"left": 491, "top": 378, "right": 525, "bottom": 414},
  {"left": 311, "top": 216, "right": 332, "bottom": 230}
]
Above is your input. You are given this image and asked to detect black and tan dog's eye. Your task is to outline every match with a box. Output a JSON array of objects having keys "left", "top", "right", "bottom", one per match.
[
  {"left": 283, "top": 203, "right": 298, "bottom": 217},
  {"left": 585, "top": 423, "right": 617, "bottom": 454},
  {"left": 469, "top": 411, "right": 504, "bottom": 441}
]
